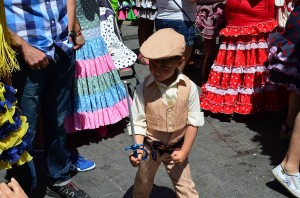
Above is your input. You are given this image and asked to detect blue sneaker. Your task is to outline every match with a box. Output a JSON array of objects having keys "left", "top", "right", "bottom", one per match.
[{"left": 69, "top": 154, "right": 96, "bottom": 172}]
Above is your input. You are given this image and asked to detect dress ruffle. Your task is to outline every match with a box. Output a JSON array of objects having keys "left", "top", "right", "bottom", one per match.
[
  {"left": 136, "top": 0, "right": 157, "bottom": 20},
  {"left": 76, "top": 37, "right": 109, "bottom": 61},
  {"left": 0, "top": 83, "right": 32, "bottom": 170},
  {"left": 65, "top": 98, "right": 129, "bottom": 132},
  {"left": 266, "top": 32, "right": 300, "bottom": 95},
  {"left": 201, "top": 21, "right": 286, "bottom": 114},
  {"left": 65, "top": 34, "right": 130, "bottom": 133},
  {"left": 219, "top": 20, "right": 278, "bottom": 36},
  {"left": 196, "top": 1, "right": 226, "bottom": 39},
  {"left": 118, "top": 0, "right": 139, "bottom": 20}
]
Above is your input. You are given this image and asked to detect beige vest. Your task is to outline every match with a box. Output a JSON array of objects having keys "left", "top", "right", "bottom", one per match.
[{"left": 143, "top": 74, "right": 191, "bottom": 135}]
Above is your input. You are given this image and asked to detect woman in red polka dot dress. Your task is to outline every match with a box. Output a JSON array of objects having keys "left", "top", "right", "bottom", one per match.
[{"left": 200, "top": 0, "right": 286, "bottom": 114}]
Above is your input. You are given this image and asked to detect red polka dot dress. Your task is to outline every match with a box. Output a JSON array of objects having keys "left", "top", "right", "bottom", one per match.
[{"left": 200, "top": 0, "right": 286, "bottom": 114}]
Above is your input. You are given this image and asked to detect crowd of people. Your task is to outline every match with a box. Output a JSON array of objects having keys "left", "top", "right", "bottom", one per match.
[{"left": 0, "top": 0, "right": 300, "bottom": 197}]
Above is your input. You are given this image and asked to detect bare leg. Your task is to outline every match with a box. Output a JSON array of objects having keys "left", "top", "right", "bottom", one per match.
[
  {"left": 199, "top": 39, "right": 217, "bottom": 85},
  {"left": 138, "top": 19, "right": 154, "bottom": 46},
  {"left": 117, "top": 20, "right": 124, "bottom": 30},
  {"left": 178, "top": 45, "right": 193, "bottom": 72},
  {"left": 282, "top": 110, "right": 300, "bottom": 174},
  {"left": 138, "top": 19, "right": 154, "bottom": 64},
  {"left": 286, "top": 92, "right": 300, "bottom": 128}
]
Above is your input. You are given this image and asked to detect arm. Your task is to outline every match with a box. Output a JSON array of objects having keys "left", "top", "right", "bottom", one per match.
[
  {"left": 171, "top": 125, "right": 197, "bottom": 163},
  {"left": 67, "top": 0, "right": 76, "bottom": 34},
  {"left": 127, "top": 84, "right": 148, "bottom": 167},
  {"left": 8, "top": 29, "right": 49, "bottom": 70},
  {"left": 66, "top": 0, "right": 85, "bottom": 50}
]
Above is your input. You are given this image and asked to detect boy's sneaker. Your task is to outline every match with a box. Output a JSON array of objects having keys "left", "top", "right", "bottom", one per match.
[
  {"left": 46, "top": 181, "right": 90, "bottom": 198},
  {"left": 69, "top": 153, "right": 96, "bottom": 172},
  {"left": 272, "top": 164, "right": 300, "bottom": 197}
]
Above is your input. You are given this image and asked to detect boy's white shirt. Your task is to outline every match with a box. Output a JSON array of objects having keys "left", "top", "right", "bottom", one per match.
[{"left": 127, "top": 72, "right": 205, "bottom": 136}]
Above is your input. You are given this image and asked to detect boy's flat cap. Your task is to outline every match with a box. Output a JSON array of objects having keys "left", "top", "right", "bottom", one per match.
[{"left": 140, "top": 28, "right": 185, "bottom": 59}]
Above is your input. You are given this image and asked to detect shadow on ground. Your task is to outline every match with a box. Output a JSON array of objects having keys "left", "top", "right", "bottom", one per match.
[
  {"left": 123, "top": 184, "right": 176, "bottom": 198},
  {"left": 266, "top": 180, "right": 294, "bottom": 198},
  {"left": 235, "top": 111, "right": 289, "bottom": 166},
  {"left": 30, "top": 118, "right": 129, "bottom": 197},
  {"left": 67, "top": 118, "right": 128, "bottom": 149},
  {"left": 234, "top": 111, "right": 290, "bottom": 196}
]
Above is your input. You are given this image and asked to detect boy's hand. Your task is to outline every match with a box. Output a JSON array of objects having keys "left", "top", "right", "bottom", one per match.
[
  {"left": 129, "top": 151, "right": 144, "bottom": 167},
  {"left": 171, "top": 150, "right": 188, "bottom": 164}
]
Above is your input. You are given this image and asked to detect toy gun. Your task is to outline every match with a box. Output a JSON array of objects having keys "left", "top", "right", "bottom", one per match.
[{"left": 124, "top": 81, "right": 148, "bottom": 160}]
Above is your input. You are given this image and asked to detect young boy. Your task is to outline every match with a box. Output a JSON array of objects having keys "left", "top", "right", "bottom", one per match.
[{"left": 127, "top": 28, "right": 205, "bottom": 198}]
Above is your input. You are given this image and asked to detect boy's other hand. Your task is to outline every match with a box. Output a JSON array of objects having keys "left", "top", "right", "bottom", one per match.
[{"left": 171, "top": 150, "right": 188, "bottom": 164}]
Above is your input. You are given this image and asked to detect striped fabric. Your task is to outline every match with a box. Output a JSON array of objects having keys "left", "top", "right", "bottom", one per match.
[
  {"left": 4, "top": 0, "right": 73, "bottom": 60},
  {"left": 133, "top": 145, "right": 199, "bottom": 198}
]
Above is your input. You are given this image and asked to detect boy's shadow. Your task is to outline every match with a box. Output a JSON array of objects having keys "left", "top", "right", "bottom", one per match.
[{"left": 123, "top": 184, "right": 176, "bottom": 198}]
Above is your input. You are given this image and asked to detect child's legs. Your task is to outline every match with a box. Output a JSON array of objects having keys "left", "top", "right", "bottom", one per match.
[
  {"left": 180, "top": 45, "right": 193, "bottom": 72},
  {"left": 282, "top": 110, "right": 300, "bottom": 174},
  {"left": 133, "top": 155, "right": 161, "bottom": 198},
  {"left": 286, "top": 92, "right": 300, "bottom": 127},
  {"left": 138, "top": 18, "right": 154, "bottom": 46},
  {"left": 163, "top": 156, "right": 199, "bottom": 198}
]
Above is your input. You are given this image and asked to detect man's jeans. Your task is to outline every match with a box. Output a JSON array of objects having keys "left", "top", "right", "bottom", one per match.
[{"left": 6, "top": 47, "right": 74, "bottom": 193}]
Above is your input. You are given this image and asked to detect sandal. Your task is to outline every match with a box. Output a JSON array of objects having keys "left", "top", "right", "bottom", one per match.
[
  {"left": 279, "top": 123, "right": 293, "bottom": 141},
  {"left": 138, "top": 54, "right": 149, "bottom": 65}
]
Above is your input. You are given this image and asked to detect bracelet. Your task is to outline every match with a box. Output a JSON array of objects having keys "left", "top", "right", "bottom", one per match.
[
  {"left": 77, "top": 29, "right": 82, "bottom": 37},
  {"left": 68, "top": 30, "right": 77, "bottom": 40}
]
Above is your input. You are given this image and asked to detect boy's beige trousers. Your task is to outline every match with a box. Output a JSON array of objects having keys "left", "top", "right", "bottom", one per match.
[{"left": 132, "top": 149, "right": 199, "bottom": 198}]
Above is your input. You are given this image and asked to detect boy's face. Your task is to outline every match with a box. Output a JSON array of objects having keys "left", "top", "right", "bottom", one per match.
[{"left": 149, "top": 56, "right": 184, "bottom": 84}]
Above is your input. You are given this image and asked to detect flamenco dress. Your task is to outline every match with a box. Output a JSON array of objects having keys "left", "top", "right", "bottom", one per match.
[
  {"left": 0, "top": 84, "right": 33, "bottom": 170},
  {"left": 99, "top": 7, "right": 137, "bottom": 69},
  {"left": 64, "top": 0, "right": 129, "bottom": 133},
  {"left": 136, "top": 0, "right": 157, "bottom": 20},
  {"left": 118, "top": 0, "right": 139, "bottom": 21},
  {"left": 196, "top": 0, "right": 225, "bottom": 39},
  {"left": 267, "top": 3, "right": 300, "bottom": 95},
  {"left": 200, "top": 0, "right": 286, "bottom": 114}
]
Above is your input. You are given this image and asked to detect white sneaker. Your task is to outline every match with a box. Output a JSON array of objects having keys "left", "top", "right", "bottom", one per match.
[{"left": 272, "top": 165, "right": 300, "bottom": 198}]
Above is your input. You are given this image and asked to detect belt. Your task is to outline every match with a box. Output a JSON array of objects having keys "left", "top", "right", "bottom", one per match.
[{"left": 145, "top": 137, "right": 184, "bottom": 161}]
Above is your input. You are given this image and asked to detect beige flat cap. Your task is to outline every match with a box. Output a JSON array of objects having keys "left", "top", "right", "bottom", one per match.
[{"left": 140, "top": 28, "right": 185, "bottom": 60}]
